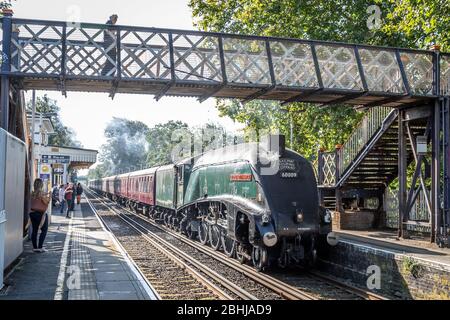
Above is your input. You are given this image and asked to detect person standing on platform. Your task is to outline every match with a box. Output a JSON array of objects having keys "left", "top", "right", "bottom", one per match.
[
  {"left": 101, "top": 14, "right": 119, "bottom": 76},
  {"left": 76, "top": 182, "right": 83, "bottom": 205},
  {"left": 64, "top": 183, "right": 74, "bottom": 218},
  {"left": 58, "top": 184, "right": 66, "bottom": 214},
  {"left": 29, "top": 178, "right": 51, "bottom": 253}
]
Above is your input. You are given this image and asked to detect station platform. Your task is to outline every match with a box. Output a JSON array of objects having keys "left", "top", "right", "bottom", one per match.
[
  {"left": 318, "top": 228, "right": 450, "bottom": 299},
  {"left": 335, "top": 229, "right": 450, "bottom": 269},
  {"left": 0, "top": 198, "right": 158, "bottom": 300}
]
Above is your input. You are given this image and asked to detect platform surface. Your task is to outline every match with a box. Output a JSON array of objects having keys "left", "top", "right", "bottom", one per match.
[
  {"left": 336, "top": 229, "right": 450, "bottom": 268},
  {"left": 0, "top": 198, "right": 157, "bottom": 300}
]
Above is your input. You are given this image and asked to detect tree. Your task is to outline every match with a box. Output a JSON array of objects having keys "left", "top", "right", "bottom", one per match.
[
  {"left": 87, "top": 163, "right": 108, "bottom": 180},
  {"left": 100, "top": 117, "right": 150, "bottom": 174},
  {"left": 27, "top": 94, "right": 82, "bottom": 147},
  {"left": 146, "top": 120, "right": 190, "bottom": 166},
  {"left": 381, "top": 0, "right": 449, "bottom": 51}
]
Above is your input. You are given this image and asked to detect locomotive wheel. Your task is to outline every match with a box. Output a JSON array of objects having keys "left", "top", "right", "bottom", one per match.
[
  {"left": 209, "top": 225, "right": 222, "bottom": 251},
  {"left": 236, "top": 244, "right": 248, "bottom": 264},
  {"left": 221, "top": 235, "right": 236, "bottom": 258},
  {"left": 198, "top": 221, "right": 209, "bottom": 245},
  {"left": 252, "top": 246, "right": 268, "bottom": 271},
  {"left": 186, "top": 226, "right": 197, "bottom": 240}
]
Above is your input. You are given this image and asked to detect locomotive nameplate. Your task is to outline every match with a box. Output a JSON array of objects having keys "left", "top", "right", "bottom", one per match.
[
  {"left": 278, "top": 159, "right": 299, "bottom": 178},
  {"left": 230, "top": 173, "right": 252, "bottom": 182}
]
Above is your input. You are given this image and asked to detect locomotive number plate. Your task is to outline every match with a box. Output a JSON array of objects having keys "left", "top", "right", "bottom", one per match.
[{"left": 280, "top": 172, "right": 298, "bottom": 178}]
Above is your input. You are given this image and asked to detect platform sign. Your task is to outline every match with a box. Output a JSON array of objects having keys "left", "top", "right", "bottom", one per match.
[{"left": 41, "top": 155, "right": 70, "bottom": 164}]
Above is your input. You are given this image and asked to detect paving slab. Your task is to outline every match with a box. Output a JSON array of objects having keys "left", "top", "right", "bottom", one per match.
[{"left": 0, "top": 197, "right": 158, "bottom": 300}]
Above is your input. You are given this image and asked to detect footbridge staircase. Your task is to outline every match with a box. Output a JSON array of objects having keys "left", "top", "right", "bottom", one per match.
[{"left": 317, "top": 103, "right": 440, "bottom": 242}]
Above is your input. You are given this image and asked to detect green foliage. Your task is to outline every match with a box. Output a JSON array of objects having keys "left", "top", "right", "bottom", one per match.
[
  {"left": 27, "top": 94, "right": 82, "bottom": 148},
  {"left": 87, "top": 163, "right": 109, "bottom": 180},
  {"left": 381, "top": 0, "right": 450, "bottom": 51},
  {"left": 146, "top": 120, "right": 190, "bottom": 166},
  {"left": 402, "top": 256, "right": 424, "bottom": 279}
]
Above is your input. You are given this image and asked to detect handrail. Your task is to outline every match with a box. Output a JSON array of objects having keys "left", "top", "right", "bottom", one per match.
[
  {"left": 317, "top": 106, "right": 397, "bottom": 187},
  {"left": 336, "top": 108, "right": 399, "bottom": 186},
  {"left": 338, "top": 106, "right": 392, "bottom": 175}
]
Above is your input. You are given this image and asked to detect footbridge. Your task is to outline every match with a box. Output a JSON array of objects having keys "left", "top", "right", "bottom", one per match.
[{"left": 0, "top": 13, "right": 449, "bottom": 246}]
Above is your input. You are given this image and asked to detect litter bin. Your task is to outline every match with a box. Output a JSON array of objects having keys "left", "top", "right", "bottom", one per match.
[{"left": 0, "top": 210, "right": 6, "bottom": 290}]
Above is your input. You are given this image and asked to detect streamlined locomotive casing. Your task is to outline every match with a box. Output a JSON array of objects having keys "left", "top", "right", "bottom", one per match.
[
  {"left": 179, "top": 142, "right": 327, "bottom": 266},
  {"left": 89, "top": 138, "right": 331, "bottom": 269}
]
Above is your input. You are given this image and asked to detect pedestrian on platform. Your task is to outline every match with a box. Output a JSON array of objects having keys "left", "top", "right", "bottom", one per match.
[
  {"left": 65, "top": 183, "right": 74, "bottom": 218},
  {"left": 59, "top": 184, "right": 66, "bottom": 214},
  {"left": 101, "top": 14, "right": 118, "bottom": 76},
  {"left": 29, "top": 178, "right": 50, "bottom": 253},
  {"left": 51, "top": 185, "right": 59, "bottom": 207},
  {"left": 76, "top": 182, "right": 83, "bottom": 205}
]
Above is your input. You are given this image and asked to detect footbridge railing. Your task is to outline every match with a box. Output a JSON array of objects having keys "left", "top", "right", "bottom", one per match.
[{"left": 0, "top": 16, "right": 449, "bottom": 104}]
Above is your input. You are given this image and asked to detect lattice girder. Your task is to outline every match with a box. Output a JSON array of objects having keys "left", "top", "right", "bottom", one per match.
[{"left": 0, "top": 17, "right": 448, "bottom": 103}]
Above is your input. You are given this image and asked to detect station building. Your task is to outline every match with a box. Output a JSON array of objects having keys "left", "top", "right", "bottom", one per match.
[{"left": 26, "top": 113, "right": 98, "bottom": 189}]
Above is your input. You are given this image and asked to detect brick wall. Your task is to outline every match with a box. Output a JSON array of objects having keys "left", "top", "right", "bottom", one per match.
[
  {"left": 332, "top": 210, "right": 375, "bottom": 230},
  {"left": 318, "top": 241, "right": 450, "bottom": 299}
]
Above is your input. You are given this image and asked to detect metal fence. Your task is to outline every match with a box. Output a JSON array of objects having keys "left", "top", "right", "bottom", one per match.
[{"left": 385, "top": 188, "right": 431, "bottom": 231}]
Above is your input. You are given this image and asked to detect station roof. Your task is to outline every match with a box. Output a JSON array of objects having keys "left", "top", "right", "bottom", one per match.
[{"left": 36, "top": 144, "right": 98, "bottom": 169}]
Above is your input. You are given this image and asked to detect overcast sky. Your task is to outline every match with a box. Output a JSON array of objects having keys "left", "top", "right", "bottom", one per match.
[{"left": 15, "top": 0, "right": 243, "bottom": 152}]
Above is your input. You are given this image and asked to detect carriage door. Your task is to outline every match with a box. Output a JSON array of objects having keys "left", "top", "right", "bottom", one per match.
[{"left": 176, "top": 165, "right": 184, "bottom": 207}]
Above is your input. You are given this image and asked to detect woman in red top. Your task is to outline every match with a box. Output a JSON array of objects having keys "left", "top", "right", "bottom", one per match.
[{"left": 64, "top": 184, "right": 74, "bottom": 218}]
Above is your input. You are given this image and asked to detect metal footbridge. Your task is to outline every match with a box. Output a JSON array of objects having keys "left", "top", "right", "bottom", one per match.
[
  {"left": 0, "top": 15, "right": 448, "bottom": 104},
  {"left": 0, "top": 14, "right": 449, "bottom": 246}
]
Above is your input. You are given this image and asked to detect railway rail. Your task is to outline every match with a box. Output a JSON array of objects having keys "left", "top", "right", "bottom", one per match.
[{"left": 85, "top": 188, "right": 387, "bottom": 300}]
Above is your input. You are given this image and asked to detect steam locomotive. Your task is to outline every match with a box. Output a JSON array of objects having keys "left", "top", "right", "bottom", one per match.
[{"left": 89, "top": 135, "right": 332, "bottom": 270}]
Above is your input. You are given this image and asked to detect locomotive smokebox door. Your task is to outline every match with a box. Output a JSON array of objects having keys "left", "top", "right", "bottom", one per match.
[{"left": 263, "top": 134, "right": 286, "bottom": 157}]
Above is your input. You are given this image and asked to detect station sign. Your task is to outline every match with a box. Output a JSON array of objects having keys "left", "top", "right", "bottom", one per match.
[
  {"left": 53, "top": 167, "right": 64, "bottom": 174},
  {"left": 41, "top": 155, "right": 70, "bottom": 164}
]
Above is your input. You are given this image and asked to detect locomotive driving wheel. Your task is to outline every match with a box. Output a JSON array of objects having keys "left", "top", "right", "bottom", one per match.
[
  {"left": 186, "top": 223, "right": 197, "bottom": 240},
  {"left": 198, "top": 220, "right": 209, "bottom": 245},
  {"left": 209, "top": 224, "right": 222, "bottom": 251},
  {"left": 221, "top": 235, "right": 236, "bottom": 257},
  {"left": 252, "top": 246, "right": 268, "bottom": 271},
  {"left": 236, "top": 243, "right": 248, "bottom": 264}
]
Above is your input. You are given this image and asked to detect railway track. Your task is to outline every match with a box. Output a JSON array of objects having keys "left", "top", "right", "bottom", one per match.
[
  {"left": 86, "top": 191, "right": 250, "bottom": 300},
  {"left": 85, "top": 188, "right": 387, "bottom": 300}
]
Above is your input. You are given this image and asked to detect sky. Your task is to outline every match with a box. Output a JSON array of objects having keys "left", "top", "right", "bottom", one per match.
[{"left": 15, "top": 0, "right": 244, "bottom": 153}]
